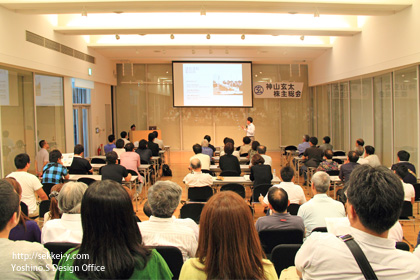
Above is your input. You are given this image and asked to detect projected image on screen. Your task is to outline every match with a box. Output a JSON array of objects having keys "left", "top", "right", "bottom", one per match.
[{"left": 173, "top": 62, "right": 252, "bottom": 107}]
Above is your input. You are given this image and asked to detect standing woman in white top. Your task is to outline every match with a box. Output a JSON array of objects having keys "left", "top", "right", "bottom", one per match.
[{"left": 242, "top": 117, "right": 255, "bottom": 141}]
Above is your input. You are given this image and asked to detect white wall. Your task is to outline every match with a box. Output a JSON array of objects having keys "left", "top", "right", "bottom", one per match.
[
  {"left": 309, "top": 2, "right": 420, "bottom": 86},
  {"left": 90, "top": 82, "right": 112, "bottom": 155}
]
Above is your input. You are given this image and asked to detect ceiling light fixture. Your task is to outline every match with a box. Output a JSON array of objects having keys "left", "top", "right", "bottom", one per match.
[
  {"left": 241, "top": 34, "right": 245, "bottom": 40},
  {"left": 206, "top": 34, "right": 211, "bottom": 40},
  {"left": 81, "top": 10, "right": 87, "bottom": 17},
  {"left": 314, "top": 8, "right": 320, "bottom": 17},
  {"left": 170, "top": 34, "right": 175, "bottom": 40},
  {"left": 200, "top": 6, "right": 206, "bottom": 16},
  {"left": 115, "top": 34, "right": 120, "bottom": 40},
  {"left": 300, "top": 35, "right": 305, "bottom": 41}
]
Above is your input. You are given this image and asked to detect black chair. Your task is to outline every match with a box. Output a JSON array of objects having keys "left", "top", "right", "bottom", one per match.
[
  {"left": 240, "top": 153, "right": 249, "bottom": 157},
  {"left": 399, "top": 201, "right": 415, "bottom": 230},
  {"left": 326, "top": 170, "right": 340, "bottom": 176},
  {"left": 44, "top": 242, "right": 78, "bottom": 265},
  {"left": 258, "top": 229, "right": 304, "bottom": 255},
  {"left": 395, "top": 241, "right": 410, "bottom": 251},
  {"left": 220, "top": 183, "right": 246, "bottom": 198},
  {"left": 284, "top": 145, "right": 298, "bottom": 155},
  {"left": 287, "top": 203, "right": 301, "bottom": 215},
  {"left": 413, "top": 183, "right": 420, "bottom": 214},
  {"left": 333, "top": 151, "right": 346, "bottom": 156},
  {"left": 39, "top": 200, "right": 51, "bottom": 219},
  {"left": 76, "top": 177, "right": 96, "bottom": 186},
  {"left": 188, "top": 186, "right": 213, "bottom": 202},
  {"left": 180, "top": 203, "right": 205, "bottom": 224},
  {"left": 270, "top": 244, "right": 302, "bottom": 276},
  {"left": 332, "top": 158, "right": 343, "bottom": 164},
  {"left": 220, "top": 170, "right": 240, "bottom": 177},
  {"left": 201, "top": 169, "right": 216, "bottom": 177},
  {"left": 91, "top": 158, "right": 106, "bottom": 164},
  {"left": 312, "top": 226, "right": 328, "bottom": 233},
  {"left": 20, "top": 201, "right": 28, "bottom": 217},
  {"left": 250, "top": 184, "right": 272, "bottom": 204},
  {"left": 152, "top": 246, "right": 184, "bottom": 279},
  {"left": 42, "top": 183, "right": 55, "bottom": 197}
]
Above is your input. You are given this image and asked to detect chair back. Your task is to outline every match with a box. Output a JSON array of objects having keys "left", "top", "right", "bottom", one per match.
[
  {"left": 39, "top": 200, "right": 51, "bottom": 218},
  {"left": 127, "top": 169, "right": 138, "bottom": 176},
  {"left": 20, "top": 201, "right": 28, "bottom": 217},
  {"left": 220, "top": 183, "right": 246, "bottom": 198},
  {"left": 413, "top": 183, "right": 420, "bottom": 202},
  {"left": 285, "top": 145, "right": 297, "bottom": 151},
  {"left": 201, "top": 169, "right": 216, "bottom": 176},
  {"left": 333, "top": 151, "right": 346, "bottom": 156},
  {"left": 91, "top": 158, "right": 106, "bottom": 164},
  {"left": 311, "top": 227, "right": 327, "bottom": 233},
  {"left": 258, "top": 229, "right": 304, "bottom": 254},
  {"left": 152, "top": 246, "right": 184, "bottom": 279},
  {"left": 76, "top": 177, "right": 96, "bottom": 186},
  {"left": 180, "top": 203, "right": 205, "bottom": 224},
  {"left": 44, "top": 242, "right": 78, "bottom": 265},
  {"left": 326, "top": 170, "right": 340, "bottom": 176},
  {"left": 42, "top": 183, "right": 55, "bottom": 197},
  {"left": 240, "top": 153, "right": 249, "bottom": 157},
  {"left": 287, "top": 203, "right": 301, "bottom": 215},
  {"left": 271, "top": 244, "right": 302, "bottom": 276},
  {"left": 188, "top": 186, "right": 213, "bottom": 202},
  {"left": 332, "top": 158, "right": 343, "bottom": 164},
  {"left": 399, "top": 201, "right": 413, "bottom": 218},
  {"left": 395, "top": 241, "right": 410, "bottom": 251},
  {"left": 251, "top": 184, "right": 272, "bottom": 203},
  {"left": 220, "top": 170, "right": 240, "bottom": 177}
]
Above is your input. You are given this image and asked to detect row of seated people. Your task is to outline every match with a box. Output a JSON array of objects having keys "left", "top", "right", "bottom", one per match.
[{"left": 3, "top": 165, "right": 420, "bottom": 279}]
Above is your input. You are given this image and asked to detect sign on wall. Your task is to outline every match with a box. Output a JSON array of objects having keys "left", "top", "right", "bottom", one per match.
[{"left": 253, "top": 82, "right": 303, "bottom": 98}]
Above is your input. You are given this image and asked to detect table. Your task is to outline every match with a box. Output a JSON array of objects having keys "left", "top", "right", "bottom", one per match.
[
  {"left": 151, "top": 156, "right": 161, "bottom": 181},
  {"left": 164, "top": 146, "right": 171, "bottom": 164},
  {"left": 211, "top": 175, "right": 281, "bottom": 188},
  {"left": 329, "top": 176, "right": 343, "bottom": 199},
  {"left": 210, "top": 164, "right": 250, "bottom": 174},
  {"left": 212, "top": 156, "right": 249, "bottom": 164}
]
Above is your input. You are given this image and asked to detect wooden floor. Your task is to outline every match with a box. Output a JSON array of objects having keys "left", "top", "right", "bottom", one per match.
[{"left": 134, "top": 151, "right": 420, "bottom": 251}]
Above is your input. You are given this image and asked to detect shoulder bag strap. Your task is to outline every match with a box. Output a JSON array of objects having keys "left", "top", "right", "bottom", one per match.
[{"left": 338, "top": 234, "right": 378, "bottom": 280}]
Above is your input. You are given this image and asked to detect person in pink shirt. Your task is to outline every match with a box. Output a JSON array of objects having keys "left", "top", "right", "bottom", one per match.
[{"left": 120, "top": 143, "right": 144, "bottom": 195}]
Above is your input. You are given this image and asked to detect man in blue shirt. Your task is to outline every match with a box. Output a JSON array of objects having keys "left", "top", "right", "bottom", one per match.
[
  {"left": 42, "top": 149, "right": 69, "bottom": 195},
  {"left": 104, "top": 134, "right": 116, "bottom": 153}
]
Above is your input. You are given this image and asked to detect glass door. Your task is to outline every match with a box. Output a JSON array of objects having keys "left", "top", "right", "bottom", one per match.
[{"left": 73, "top": 105, "right": 90, "bottom": 157}]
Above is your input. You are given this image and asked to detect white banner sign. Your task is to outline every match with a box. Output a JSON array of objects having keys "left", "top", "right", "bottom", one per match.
[{"left": 253, "top": 82, "right": 303, "bottom": 98}]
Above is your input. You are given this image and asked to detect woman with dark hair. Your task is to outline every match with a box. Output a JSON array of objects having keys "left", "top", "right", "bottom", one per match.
[
  {"left": 248, "top": 140, "right": 260, "bottom": 161},
  {"left": 219, "top": 142, "right": 241, "bottom": 175},
  {"left": 44, "top": 183, "right": 64, "bottom": 223},
  {"left": 56, "top": 180, "right": 172, "bottom": 279},
  {"left": 5, "top": 177, "right": 41, "bottom": 243},
  {"left": 250, "top": 154, "right": 273, "bottom": 187},
  {"left": 136, "top": 139, "right": 153, "bottom": 164},
  {"left": 179, "top": 191, "right": 277, "bottom": 279}
]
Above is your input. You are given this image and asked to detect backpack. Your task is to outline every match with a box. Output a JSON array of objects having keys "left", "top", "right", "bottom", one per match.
[{"left": 162, "top": 164, "right": 172, "bottom": 176}]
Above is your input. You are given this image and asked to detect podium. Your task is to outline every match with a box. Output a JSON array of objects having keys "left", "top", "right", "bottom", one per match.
[{"left": 130, "top": 130, "right": 161, "bottom": 143}]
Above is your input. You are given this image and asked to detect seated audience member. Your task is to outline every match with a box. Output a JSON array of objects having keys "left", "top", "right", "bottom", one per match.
[
  {"left": 0, "top": 180, "right": 55, "bottom": 279},
  {"left": 138, "top": 181, "right": 198, "bottom": 262},
  {"left": 7, "top": 153, "right": 48, "bottom": 218},
  {"left": 100, "top": 151, "right": 131, "bottom": 184},
  {"left": 295, "top": 165, "right": 420, "bottom": 279},
  {"left": 41, "top": 181, "right": 87, "bottom": 244},
  {"left": 298, "top": 134, "right": 310, "bottom": 155},
  {"left": 41, "top": 149, "right": 70, "bottom": 195},
  {"left": 190, "top": 144, "right": 211, "bottom": 171},
  {"left": 358, "top": 145, "right": 381, "bottom": 167},
  {"left": 239, "top": 136, "right": 252, "bottom": 155},
  {"left": 147, "top": 132, "right": 160, "bottom": 156},
  {"left": 44, "top": 183, "right": 64, "bottom": 223},
  {"left": 153, "top": 130, "right": 164, "bottom": 150},
  {"left": 35, "top": 139, "right": 49, "bottom": 178},
  {"left": 220, "top": 137, "right": 240, "bottom": 160},
  {"left": 204, "top": 135, "right": 216, "bottom": 153},
  {"left": 113, "top": 139, "right": 126, "bottom": 158},
  {"left": 55, "top": 180, "right": 172, "bottom": 280},
  {"left": 256, "top": 187, "right": 304, "bottom": 233},
  {"left": 248, "top": 140, "right": 260, "bottom": 161},
  {"left": 120, "top": 143, "right": 144, "bottom": 194},
  {"left": 355, "top": 138, "right": 365, "bottom": 157},
  {"left": 120, "top": 130, "right": 129, "bottom": 146},
  {"left": 250, "top": 154, "right": 272, "bottom": 187},
  {"left": 136, "top": 139, "right": 153, "bottom": 164},
  {"left": 259, "top": 166, "right": 306, "bottom": 206},
  {"left": 316, "top": 149, "right": 339, "bottom": 172},
  {"left": 68, "top": 144, "right": 92, "bottom": 174},
  {"left": 391, "top": 150, "right": 417, "bottom": 184},
  {"left": 6, "top": 178, "right": 41, "bottom": 243},
  {"left": 183, "top": 158, "right": 213, "bottom": 187},
  {"left": 394, "top": 165, "right": 415, "bottom": 203},
  {"left": 257, "top": 145, "right": 272, "bottom": 166},
  {"left": 219, "top": 142, "right": 241, "bottom": 175},
  {"left": 179, "top": 191, "right": 277, "bottom": 280},
  {"left": 104, "top": 134, "right": 116, "bottom": 154},
  {"left": 319, "top": 136, "right": 333, "bottom": 152},
  {"left": 301, "top": 137, "right": 323, "bottom": 181},
  {"left": 201, "top": 139, "right": 214, "bottom": 158},
  {"left": 297, "top": 171, "right": 345, "bottom": 237},
  {"left": 339, "top": 151, "right": 359, "bottom": 183}
]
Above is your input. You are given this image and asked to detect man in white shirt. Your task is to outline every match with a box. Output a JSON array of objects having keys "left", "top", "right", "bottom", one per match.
[
  {"left": 257, "top": 145, "right": 272, "bottom": 166},
  {"left": 138, "top": 181, "right": 198, "bottom": 261},
  {"left": 358, "top": 145, "right": 381, "bottom": 167},
  {"left": 183, "top": 158, "right": 213, "bottom": 187},
  {"left": 35, "top": 139, "right": 49, "bottom": 177},
  {"left": 295, "top": 165, "right": 420, "bottom": 279},
  {"left": 297, "top": 171, "right": 345, "bottom": 237},
  {"left": 241, "top": 117, "right": 255, "bottom": 141},
  {"left": 7, "top": 153, "right": 48, "bottom": 217},
  {"left": 153, "top": 131, "right": 164, "bottom": 149},
  {"left": 190, "top": 144, "right": 211, "bottom": 171},
  {"left": 120, "top": 131, "right": 130, "bottom": 146},
  {"left": 394, "top": 165, "right": 415, "bottom": 203},
  {"left": 259, "top": 166, "right": 306, "bottom": 206}
]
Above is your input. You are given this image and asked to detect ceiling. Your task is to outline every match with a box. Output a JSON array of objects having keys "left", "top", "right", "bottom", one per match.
[{"left": 0, "top": 0, "right": 413, "bottom": 64}]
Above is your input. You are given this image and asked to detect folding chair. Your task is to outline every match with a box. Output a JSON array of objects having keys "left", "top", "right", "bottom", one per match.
[
  {"left": 220, "top": 170, "right": 240, "bottom": 177},
  {"left": 152, "top": 246, "right": 184, "bottom": 279},
  {"left": 179, "top": 203, "right": 205, "bottom": 224},
  {"left": 413, "top": 183, "right": 420, "bottom": 214},
  {"left": 44, "top": 242, "right": 78, "bottom": 265},
  {"left": 399, "top": 201, "right": 415, "bottom": 231},
  {"left": 91, "top": 158, "right": 106, "bottom": 164},
  {"left": 250, "top": 184, "right": 272, "bottom": 204},
  {"left": 77, "top": 177, "right": 96, "bottom": 186},
  {"left": 258, "top": 229, "right": 304, "bottom": 257},
  {"left": 287, "top": 203, "right": 301, "bottom": 215},
  {"left": 188, "top": 186, "right": 213, "bottom": 202},
  {"left": 220, "top": 183, "right": 246, "bottom": 198},
  {"left": 270, "top": 244, "right": 302, "bottom": 276}
]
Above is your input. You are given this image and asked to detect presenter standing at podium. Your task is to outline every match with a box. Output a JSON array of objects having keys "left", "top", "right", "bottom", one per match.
[{"left": 242, "top": 117, "right": 255, "bottom": 141}]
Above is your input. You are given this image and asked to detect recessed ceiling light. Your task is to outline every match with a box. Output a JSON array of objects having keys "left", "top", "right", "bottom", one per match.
[
  {"left": 170, "top": 34, "right": 175, "bottom": 40},
  {"left": 241, "top": 34, "right": 245, "bottom": 40},
  {"left": 115, "top": 34, "right": 120, "bottom": 40},
  {"left": 206, "top": 34, "right": 211, "bottom": 40}
]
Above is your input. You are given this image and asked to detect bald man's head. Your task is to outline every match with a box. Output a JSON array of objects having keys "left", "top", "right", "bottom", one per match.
[{"left": 190, "top": 158, "right": 201, "bottom": 170}]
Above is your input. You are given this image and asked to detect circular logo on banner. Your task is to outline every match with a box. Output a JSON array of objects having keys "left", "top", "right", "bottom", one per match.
[{"left": 254, "top": 85, "right": 264, "bottom": 95}]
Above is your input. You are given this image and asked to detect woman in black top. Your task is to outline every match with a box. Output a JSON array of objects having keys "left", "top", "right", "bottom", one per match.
[
  {"left": 250, "top": 154, "right": 272, "bottom": 187},
  {"left": 219, "top": 142, "right": 241, "bottom": 176}
]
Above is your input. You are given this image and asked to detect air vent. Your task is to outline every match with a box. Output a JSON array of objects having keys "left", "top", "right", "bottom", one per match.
[{"left": 25, "top": 30, "right": 95, "bottom": 64}]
